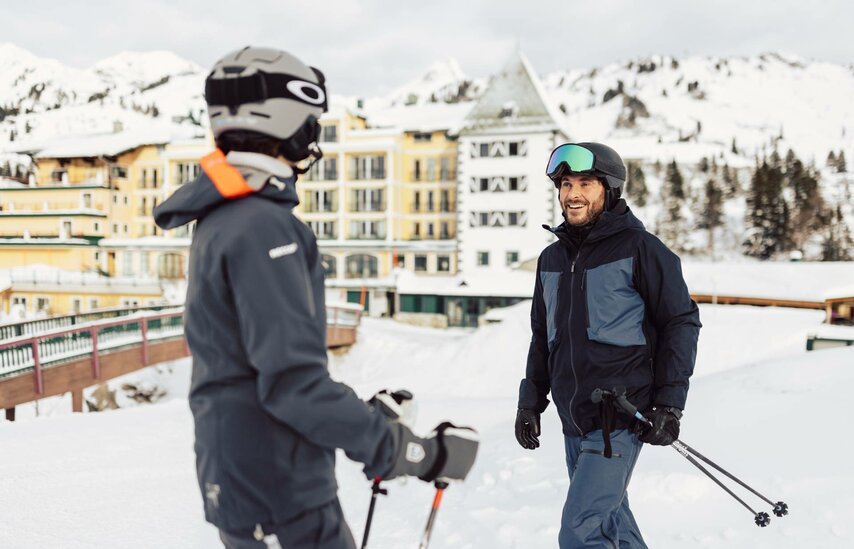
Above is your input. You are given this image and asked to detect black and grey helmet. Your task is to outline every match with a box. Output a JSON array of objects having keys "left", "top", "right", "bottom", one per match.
[
  {"left": 204, "top": 46, "right": 328, "bottom": 162},
  {"left": 546, "top": 142, "right": 626, "bottom": 209}
]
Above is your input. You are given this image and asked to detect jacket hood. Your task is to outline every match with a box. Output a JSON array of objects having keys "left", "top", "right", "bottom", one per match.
[
  {"left": 543, "top": 199, "right": 645, "bottom": 248},
  {"left": 153, "top": 150, "right": 300, "bottom": 230}
]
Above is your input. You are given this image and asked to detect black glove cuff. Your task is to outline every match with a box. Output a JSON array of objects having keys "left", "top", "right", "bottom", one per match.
[{"left": 418, "top": 422, "right": 452, "bottom": 482}]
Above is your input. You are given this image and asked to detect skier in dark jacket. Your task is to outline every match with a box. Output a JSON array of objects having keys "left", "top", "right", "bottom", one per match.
[
  {"left": 514, "top": 142, "right": 701, "bottom": 548},
  {"left": 154, "top": 47, "right": 478, "bottom": 549}
]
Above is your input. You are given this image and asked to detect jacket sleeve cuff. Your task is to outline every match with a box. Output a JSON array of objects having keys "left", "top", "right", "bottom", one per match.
[
  {"left": 652, "top": 387, "right": 687, "bottom": 411},
  {"left": 518, "top": 379, "right": 550, "bottom": 413}
]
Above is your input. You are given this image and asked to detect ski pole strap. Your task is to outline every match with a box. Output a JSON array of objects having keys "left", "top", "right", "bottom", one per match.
[{"left": 598, "top": 394, "right": 616, "bottom": 458}]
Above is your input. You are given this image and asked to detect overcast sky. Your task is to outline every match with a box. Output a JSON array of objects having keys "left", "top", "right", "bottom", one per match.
[{"left": 4, "top": 0, "right": 853, "bottom": 96}]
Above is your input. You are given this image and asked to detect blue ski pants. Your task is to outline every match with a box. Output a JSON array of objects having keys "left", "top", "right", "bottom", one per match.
[{"left": 559, "top": 429, "right": 648, "bottom": 549}]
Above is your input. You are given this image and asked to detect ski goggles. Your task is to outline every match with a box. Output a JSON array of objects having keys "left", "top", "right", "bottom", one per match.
[{"left": 545, "top": 144, "right": 596, "bottom": 178}]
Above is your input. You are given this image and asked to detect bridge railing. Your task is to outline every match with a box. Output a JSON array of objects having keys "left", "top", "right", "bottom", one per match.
[
  {"left": 0, "top": 305, "right": 361, "bottom": 392},
  {"left": 0, "top": 304, "right": 174, "bottom": 341}
]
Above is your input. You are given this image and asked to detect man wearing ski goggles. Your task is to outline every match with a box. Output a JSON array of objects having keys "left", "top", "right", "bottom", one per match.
[{"left": 516, "top": 142, "right": 701, "bottom": 548}]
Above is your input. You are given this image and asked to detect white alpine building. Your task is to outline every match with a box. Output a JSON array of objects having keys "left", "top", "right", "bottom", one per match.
[{"left": 456, "top": 50, "right": 569, "bottom": 273}]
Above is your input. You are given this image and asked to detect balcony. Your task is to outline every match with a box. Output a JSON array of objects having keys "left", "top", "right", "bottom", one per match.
[
  {"left": 2, "top": 201, "right": 108, "bottom": 213},
  {"left": 409, "top": 171, "right": 456, "bottom": 182},
  {"left": 349, "top": 232, "right": 387, "bottom": 240},
  {"left": 349, "top": 171, "right": 386, "bottom": 181},
  {"left": 348, "top": 202, "right": 386, "bottom": 213},
  {"left": 302, "top": 202, "right": 338, "bottom": 213},
  {"left": 303, "top": 171, "right": 339, "bottom": 182},
  {"left": 409, "top": 202, "right": 455, "bottom": 213}
]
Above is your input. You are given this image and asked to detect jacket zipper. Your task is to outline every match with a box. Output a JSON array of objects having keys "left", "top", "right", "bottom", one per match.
[{"left": 567, "top": 251, "right": 583, "bottom": 436}]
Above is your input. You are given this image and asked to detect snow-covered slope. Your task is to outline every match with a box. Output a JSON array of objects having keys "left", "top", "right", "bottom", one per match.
[
  {"left": 1, "top": 303, "right": 849, "bottom": 548},
  {"left": 0, "top": 43, "right": 207, "bottom": 149}
]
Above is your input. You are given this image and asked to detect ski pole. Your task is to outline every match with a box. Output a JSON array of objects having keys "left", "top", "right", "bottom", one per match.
[
  {"left": 360, "top": 477, "right": 387, "bottom": 549},
  {"left": 593, "top": 388, "right": 787, "bottom": 526},
  {"left": 418, "top": 480, "right": 449, "bottom": 549}
]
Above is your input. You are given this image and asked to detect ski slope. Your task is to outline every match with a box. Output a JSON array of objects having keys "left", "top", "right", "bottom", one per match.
[{"left": 0, "top": 304, "right": 851, "bottom": 548}]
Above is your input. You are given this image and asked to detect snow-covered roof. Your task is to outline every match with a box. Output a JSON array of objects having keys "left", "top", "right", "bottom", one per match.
[
  {"left": 463, "top": 49, "right": 568, "bottom": 135},
  {"left": 682, "top": 261, "right": 854, "bottom": 303},
  {"left": 33, "top": 130, "right": 174, "bottom": 159},
  {"left": 365, "top": 103, "right": 473, "bottom": 133}
]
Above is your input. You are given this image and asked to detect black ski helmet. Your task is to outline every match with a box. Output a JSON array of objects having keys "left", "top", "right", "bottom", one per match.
[{"left": 546, "top": 142, "right": 626, "bottom": 209}]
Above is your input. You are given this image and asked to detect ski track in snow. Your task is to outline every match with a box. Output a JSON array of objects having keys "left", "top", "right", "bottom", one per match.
[{"left": 0, "top": 303, "right": 852, "bottom": 548}]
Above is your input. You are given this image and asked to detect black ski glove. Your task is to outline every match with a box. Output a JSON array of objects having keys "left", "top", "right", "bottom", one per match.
[
  {"left": 514, "top": 409, "right": 541, "bottom": 450},
  {"left": 639, "top": 405, "right": 681, "bottom": 446},
  {"left": 384, "top": 422, "right": 479, "bottom": 483}
]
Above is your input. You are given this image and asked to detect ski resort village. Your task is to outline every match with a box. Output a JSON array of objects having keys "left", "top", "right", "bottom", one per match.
[{"left": 1, "top": 28, "right": 854, "bottom": 549}]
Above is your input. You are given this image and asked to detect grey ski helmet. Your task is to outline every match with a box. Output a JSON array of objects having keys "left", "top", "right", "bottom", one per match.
[
  {"left": 546, "top": 142, "right": 626, "bottom": 208},
  {"left": 204, "top": 46, "right": 328, "bottom": 162}
]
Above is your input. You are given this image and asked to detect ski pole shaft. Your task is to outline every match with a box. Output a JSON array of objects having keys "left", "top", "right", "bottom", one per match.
[
  {"left": 418, "top": 480, "right": 449, "bottom": 549},
  {"left": 675, "top": 440, "right": 777, "bottom": 507},
  {"left": 361, "top": 478, "right": 387, "bottom": 549}
]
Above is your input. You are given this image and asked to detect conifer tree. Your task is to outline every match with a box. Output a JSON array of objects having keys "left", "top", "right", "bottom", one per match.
[
  {"left": 837, "top": 150, "right": 847, "bottom": 173},
  {"left": 657, "top": 160, "right": 690, "bottom": 253},
  {"left": 827, "top": 150, "right": 837, "bottom": 168},
  {"left": 625, "top": 161, "right": 649, "bottom": 207},
  {"left": 821, "top": 205, "right": 853, "bottom": 261},
  {"left": 787, "top": 151, "right": 826, "bottom": 251},
  {"left": 743, "top": 160, "right": 790, "bottom": 259},
  {"left": 697, "top": 176, "right": 724, "bottom": 255}
]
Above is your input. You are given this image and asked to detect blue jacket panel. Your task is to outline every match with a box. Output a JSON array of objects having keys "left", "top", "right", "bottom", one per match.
[{"left": 519, "top": 202, "right": 701, "bottom": 436}]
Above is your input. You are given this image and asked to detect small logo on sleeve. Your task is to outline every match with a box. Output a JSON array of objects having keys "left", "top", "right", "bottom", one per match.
[
  {"left": 268, "top": 243, "right": 298, "bottom": 259},
  {"left": 406, "top": 442, "right": 426, "bottom": 463}
]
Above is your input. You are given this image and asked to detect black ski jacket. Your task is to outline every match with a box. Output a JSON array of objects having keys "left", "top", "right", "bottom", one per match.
[
  {"left": 518, "top": 201, "right": 701, "bottom": 436},
  {"left": 154, "top": 151, "right": 396, "bottom": 533}
]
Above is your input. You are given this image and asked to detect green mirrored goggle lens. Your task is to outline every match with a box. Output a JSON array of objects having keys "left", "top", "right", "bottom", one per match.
[{"left": 546, "top": 145, "right": 595, "bottom": 177}]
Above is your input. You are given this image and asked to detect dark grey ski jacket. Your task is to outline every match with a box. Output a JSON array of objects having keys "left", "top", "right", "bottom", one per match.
[
  {"left": 518, "top": 201, "right": 701, "bottom": 436},
  {"left": 154, "top": 150, "right": 395, "bottom": 533}
]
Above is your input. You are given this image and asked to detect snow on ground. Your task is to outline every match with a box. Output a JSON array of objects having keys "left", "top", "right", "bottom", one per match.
[{"left": 1, "top": 303, "right": 851, "bottom": 548}]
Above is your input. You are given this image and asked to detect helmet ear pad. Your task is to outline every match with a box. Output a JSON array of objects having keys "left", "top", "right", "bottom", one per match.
[{"left": 279, "top": 115, "right": 321, "bottom": 162}]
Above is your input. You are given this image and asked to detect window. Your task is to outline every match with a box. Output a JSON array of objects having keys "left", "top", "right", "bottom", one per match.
[
  {"left": 72, "top": 298, "right": 82, "bottom": 314},
  {"left": 397, "top": 254, "right": 406, "bottom": 268},
  {"left": 350, "top": 189, "right": 385, "bottom": 212},
  {"left": 321, "top": 125, "right": 338, "bottom": 143},
  {"left": 413, "top": 132, "right": 432, "bottom": 142},
  {"left": 159, "top": 253, "right": 185, "bottom": 279},
  {"left": 413, "top": 223, "right": 420, "bottom": 238},
  {"left": 82, "top": 193, "right": 92, "bottom": 209},
  {"left": 479, "top": 212, "right": 489, "bottom": 226},
  {"left": 12, "top": 296, "right": 27, "bottom": 309},
  {"left": 94, "top": 251, "right": 101, "bottom": 262},
  {"left": 414, "top": 192, "right": 421, "bottom": 212},
  {"left": 113, "top": 195, "right": 118, "bottom": 205},
  {"left": 123, "top": 224, "right": 129, "bottom": 234},
  {"left": 351, "top": 155, "right": 386, "bottom": 180},
  {"left": 141, "top": 252, "right": 150, "bottom": 274},
  {"left": 140, "top": 169, "right": 148, "bottom": 189},
  {"left": 506, "top": 251, "right": 519, "bottom": 266},
  {"left": 177, "top": 162, "right": 201, "bottom": 184},
  {"left": 440, "top": 222, "right": 450, "bottom": 239},
  {"left": 123, "top": 252, "right": 135, "bottom": 276},
  {"left": 440, "top": 190, "right": 451, "bottom": 212},
  {"left": 321, "top": 254, "right": 337, "bottom": 278},
  {"left": 323, "top": 158, "right": 338, "bottom": 180},
  {"left": 479, "top": 178, "right": 489, "bottom": 192},
  {"left": 111, "top": 166, "right": 128, "bottom": 179},
  {"left": 152, "top": 169, "right": 159, "bottom": 188},
  {"left": 36, "top": 297, "right": 51, "bottom": 313},
  {"left": 349, "top": 220, "right": 385, "bottom": 239},
  {"left": 427, "top": 191, "right": 434, "bottom": 212},
  {"left": 345, "top": 254, "right": 379, "bottom": 278},
  {"left": 440, "top": 157, "right": 452, "bottom": 180},
  {"left": 509, "top": 212, "right": 519, "bottom": 226},
  {"left": 89, "top": 298, "right": 99, "bottom": 310},
  {"left": 94, "top": 222, "right": 101, "bottom": 232},
  {"left": 508, "top": 142, "right": 519, "bottom": 156},
  {"left": 51, "top": 169, "right": 68, "bottom": 183},
  {"left": 477, "top": 251, "right": 490, "bottom": 266},
  {"left": 426, "top": 159, "right": 436, "bottom": 182},
  {"left": 509, "top": 177, "right": 519, "bottom": 191},
  {"left": 123, "top": 196, "right": 129, "bottom": 205},
  {"left": 413, "top": 160, "right": 421, "bottom": 181},
  {"left": 437, "top": 255, "right": 451, "bottom": 272},
  {"left": 61, "top": 220, "right": 72, "bottom": 238},
  {"left": 121, "top": 298, "right": 140, "bottom": 308},
  {"left": 308, "top": 220, "right": 336, "bottom": 239},
  {"left": 426, "top": 223, "right": 434, "bottom": 238},
  {"left": 112, "top": 223, "right": 119, "bottom": 234},
  {"left": 479, "top": 143, "right": 489, "bottom": 157},
  {"left": 415, "top": 255, "right": 428, "bottom": 272},
  {"left": 305, "top": 190, "right": 336, "bottom": 212}
]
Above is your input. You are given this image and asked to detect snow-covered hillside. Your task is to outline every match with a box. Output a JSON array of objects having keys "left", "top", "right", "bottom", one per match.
[
  {"left": 0, "top": 43, "right": 206, "bottom": 149},
  {"left": 1, "top": 303, "right": 850, "bottom": 548}
]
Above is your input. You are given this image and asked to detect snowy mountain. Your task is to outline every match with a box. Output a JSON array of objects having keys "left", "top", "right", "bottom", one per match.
[{"left": 0, "top": 43, "right": 207, "bottom": 149}]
